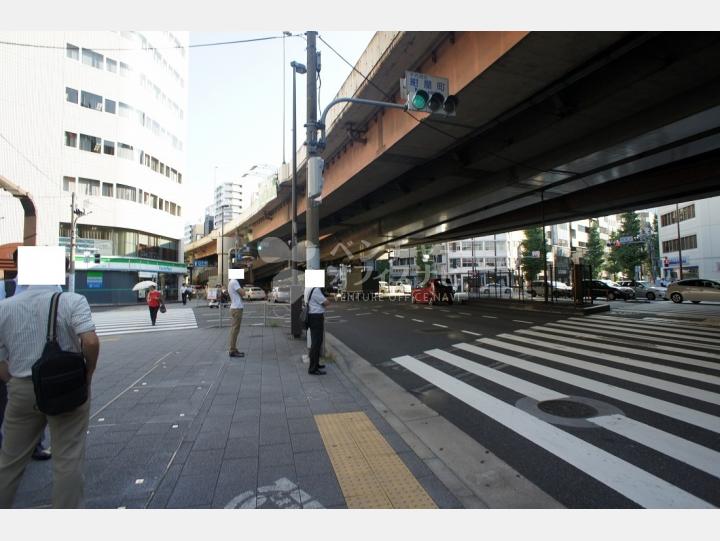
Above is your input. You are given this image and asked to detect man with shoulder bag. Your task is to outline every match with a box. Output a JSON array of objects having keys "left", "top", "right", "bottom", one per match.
[{"left": 0, "top": 257, "right": 100, "bottom": 508}]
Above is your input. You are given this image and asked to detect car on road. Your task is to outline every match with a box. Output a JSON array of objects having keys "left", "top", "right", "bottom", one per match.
[
  {"left": 618, "top": 280, "right": 667, "bottom": 301},
  {"left": 453, "top": 291, "right": 469, "bottom": 304},
  {"left": 481, "top": 283, "right": 512, "bottom": 296},
  {"left": 411, "top": 279, "right": 454, "bottom": 305},
  {"left": 582, "top": 279, "right": 635, "bottom": 301},
  {"left": 526, "top": 280, "right": 572, "bottom": 299},
  {"left": 667, "top": 278, "right": 720, "bottom": 304},
  {"left": 390, "top": 280, "right": 412, "bottom": 294},
  {"left": 243, "top": 286, "right": 267, "bottom": 300},
  {"left": 268, "top": 285, "right": 290, "bottom": 303}
]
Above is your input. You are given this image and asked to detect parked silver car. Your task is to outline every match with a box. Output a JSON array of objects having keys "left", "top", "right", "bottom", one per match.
[
  {"left": 618, "top": 280, "right": 667, "bottom": 301},
  {"left": 667, "top": 279, "right": 720, "bottom": 304}
]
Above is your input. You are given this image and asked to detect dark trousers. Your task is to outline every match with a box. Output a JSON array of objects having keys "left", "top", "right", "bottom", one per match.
[
  {"left": 149, "top": 306, "right": 159, "bottom": 325},
  {"left": 308, "top": 314, "right": 324, "bottom": 373},
  {"left": 181, "top": 292, "right": 187, "bottom": 305}
]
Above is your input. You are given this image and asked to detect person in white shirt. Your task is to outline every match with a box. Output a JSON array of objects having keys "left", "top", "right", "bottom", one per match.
[
  {"left": 227, "top": 270, "right": 246, "bottom": 358},
  {"left": 0, "top": 257, "right": 99, "bottom": 508},
  {"left": 305, "top": 287, "right": 329, "bottom": 375}
]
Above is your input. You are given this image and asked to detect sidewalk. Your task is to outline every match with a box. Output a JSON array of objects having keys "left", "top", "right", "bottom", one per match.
[{"left": 12, "top": 317, "right": 463, "bottom": 509}]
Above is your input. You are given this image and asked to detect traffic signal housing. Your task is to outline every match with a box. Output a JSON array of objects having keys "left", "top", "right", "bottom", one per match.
[{"left": 403, "top": 71, "right": 458, "bottom": 116}]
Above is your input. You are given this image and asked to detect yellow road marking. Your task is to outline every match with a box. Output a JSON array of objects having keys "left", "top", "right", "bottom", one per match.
[{"left": 315, "top": 411, "right": 437, "bottom": 509}]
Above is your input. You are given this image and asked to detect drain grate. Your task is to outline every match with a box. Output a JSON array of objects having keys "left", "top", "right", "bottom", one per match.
[{"left": 538, "top": 399, "right": 598, "bottom": 419}]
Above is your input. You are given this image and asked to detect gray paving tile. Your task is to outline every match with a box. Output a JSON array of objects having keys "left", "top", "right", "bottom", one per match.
[
  {"left": 258, "top": 443, "right": 295, "bottom": 468},
  {"left": 182, "top": 449, "right": 224, "bottom": 477},
  {"left": 416, "top": 475, "right": 463, "bottom": 509},
  {"left": 297, "top": 473, "right": 345, "bottom": 509},
  {"left": 397, "top": 451, "right": 434, "bottom": 479},
  {"left": 285, "top": 405, "right": 312, "bottom": 419},
  {"left": 192, "top": 431, "right": 228, "bottom": 451},
  {"left": 166, "top": 474, "right": 218, "bottom": 508},
  {"left": 293, "top": 450, "right": 334, "bottom": 478},
  {"left": 288, "top": 417, "right": 318, "bottom": 435},
  {"left": 290, "top": 432, "right": 326, "bottom": 453},
  {"left": 259, "top": 425, "right": 291, "bottom": 445},
  {"left": 229, "top": 422, "right": 260, "bottom": 439},
  {"left": 224, "top": 437, "right": 260, "bottom": 459}
]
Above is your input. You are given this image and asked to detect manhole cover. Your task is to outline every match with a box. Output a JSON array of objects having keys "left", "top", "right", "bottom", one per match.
[{"left": 537, "top": 399, "right": 598, "bottom": 418}]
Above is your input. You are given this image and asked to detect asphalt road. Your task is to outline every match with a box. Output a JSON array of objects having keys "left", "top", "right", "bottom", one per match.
[{"left": 326, "top": 298, "right": 720, "bottom": 509}]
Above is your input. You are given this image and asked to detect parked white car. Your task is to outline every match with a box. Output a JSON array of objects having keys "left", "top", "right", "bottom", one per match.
[
  {"left": 667, "top": 279, "right": 720, "bottom": 304},
  {"left": 618, "top": 280, "right": 667, "bottom": 301},
  {"left": 243, "top": 286, "right": 267, "bottom": 300}
]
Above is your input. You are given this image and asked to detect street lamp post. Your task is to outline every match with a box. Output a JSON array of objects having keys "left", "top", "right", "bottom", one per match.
[
  {"left": 290, "top": 60, "right": 307, "bottom": 338},
  {"left": 675, "top": 202, "right": 683, "bottom": 280}
]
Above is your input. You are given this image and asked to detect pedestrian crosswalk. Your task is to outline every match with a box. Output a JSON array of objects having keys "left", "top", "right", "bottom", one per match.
[
  {"left": 93, "top": 307, "right": 198, "bottom": 336},
  {"left": 391, "top": 314, "right": 720, "bottom": 508}
]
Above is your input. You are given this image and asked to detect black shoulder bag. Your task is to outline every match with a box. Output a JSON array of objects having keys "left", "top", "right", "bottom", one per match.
[
  {"left": 299, "top": 288, "right": 316, "bottom": 330},
  {"left": 31, "top": 292, "right": 88, "bottom": 415}
]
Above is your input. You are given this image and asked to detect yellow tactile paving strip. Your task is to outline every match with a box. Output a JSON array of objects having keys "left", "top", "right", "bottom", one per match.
[{"left": 315, "top": 411, "right": 437, "bottom": 509}]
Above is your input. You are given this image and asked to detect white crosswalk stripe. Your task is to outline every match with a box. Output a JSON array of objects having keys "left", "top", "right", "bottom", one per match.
[
  {"left": 390, "top": 314, "right": 720, "bottom": 508},
  {"left": 93, "top": 308, "right": 198, "bottom": 336}
]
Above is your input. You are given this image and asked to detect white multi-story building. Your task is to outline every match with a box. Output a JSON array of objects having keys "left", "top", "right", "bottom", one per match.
[
  {"left": 213, "top": 180, "right": 243, "bottom": 229},
  {"left": 0, "top": 31, "right": 189, "bottom": 303},
  {"left": 658, "top": 197, "right": 720, "bottom": 282}
]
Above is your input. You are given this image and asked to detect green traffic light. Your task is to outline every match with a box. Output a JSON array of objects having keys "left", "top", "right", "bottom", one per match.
[{"left": 412, "top": 90, "right": 429, "bottom": 110}]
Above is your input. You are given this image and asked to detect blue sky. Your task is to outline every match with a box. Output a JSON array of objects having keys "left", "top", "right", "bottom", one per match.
[{"left": 185, "top": 31, "right": 375, "bottom": 222}]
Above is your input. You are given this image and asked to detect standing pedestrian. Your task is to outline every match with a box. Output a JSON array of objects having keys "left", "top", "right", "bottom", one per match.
[
  {"left": 227, "top": 271, "right": 245, "bottom": 358},
  {"left": 0, "top": 265, "right": 100, "bottom": 508},
  {"left": 306, "top": 286, "right": 329, "bottom": 375},
  {"left": 181, "top": 285, "right": 188, "bottom": 305},
  {"left": 0, "top": 249, "right": 52, "bottom": 461},
  {"left": 146, "top": 285, "right": 163, "bottom": 326}
]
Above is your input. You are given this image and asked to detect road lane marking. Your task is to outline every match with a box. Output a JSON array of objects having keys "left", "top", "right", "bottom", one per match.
[
  {"left": 392, "top": 354, "right": 712, "bottom": 508},
  {"left": 518, "top": 328, "right": 720, "bottom": 373},
  {"left": 513, "top": 320, "right": 534, "bottom": 324},
  {"left": 432, "top": 324, "right": 448, "bottom": 328},
  {"left": 486, "top": 336, "right": 720, "bottom": 406},
  {"left": 589, "top": 315, "right": 720, "bottom": 335},
  {"left": 356, "top": 312, "right": 372, "bottom": 316},
  {"left": 535, "top": 325, "right": 720, "bottom": 360},
  {"left": 460, "top": 312, "right": 472, "bottom": 316},
  {"left": 395, "top": 315, "right": 405, "bottom": 319},
  {"left": 482, "top": 315, "right": 497, "bottom": 319},
  {"left": 411, "top": 319, "right": 424, "bottom": 323},
  {"left": 461, "top": 330, "right": 482, "bottom": 336},
  {"left": 454, "top": 342, "right": 720, "bottom": 434},
  {"left": 547, "top": 321, "right": 720, "bottom": 351},
  {"left": 589, "top": 415, "right": 720, "bottom": 479},
  {"left": 566, "top": 318, "right": 720, "bottom": 344}
]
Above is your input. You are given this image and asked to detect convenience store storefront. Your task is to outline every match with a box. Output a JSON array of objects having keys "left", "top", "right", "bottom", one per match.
[{"left": 72, "top": 256, "right": 187, "bottom": 305}]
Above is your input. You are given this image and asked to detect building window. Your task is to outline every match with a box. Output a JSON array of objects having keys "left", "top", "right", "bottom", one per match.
[
  {"left": 106, "top": 57, "right": 117, "bottom": 73},
  {"left": 660, "top": 204, "right": 696, "bottom": 227},
  {"left": 116, "top": 184, "right": 136, "bottom": 202},
  {"left": 177, "top": 205, "right": 181, "bottom": 216},
  {"left": 62, "top": 176, "right": 75, "bottom": 192},
  {"left": 118, "top": 102, "right": 132, "bottom": 118},
  {"left": 78, "top": 178, "right": 100, "bottom": 196},
  {"left": 177, "top": 173, "right": 182, "bottom": 184},
  {"left": 66, "top": 43, "right": 79, "bottom": 60},
  {"left": 117, "top": 142, "right": 134, "bottom": 160},
  {"left": 103, "top": 140, "right": 115, "bottom": 156},
  {"left": 81, "top": 48, "right": 104, "bottom": 69},
  {"left": 105, "top": 99, "right": 116, "bottom": 114},
  {"left": 119, "top": 62, "right": 131, "bottom": 77},
  {"left": 65, "top": 87, "right": 78, "bottom": 104},
  {"left": 102, "top": 183, "right": 114, "bottom": 197},
  {"left": 79, "top": 134, "right": 101, "bottom": 153},
  {"left": 64, "top": 131, "right": 77, "bottom": 147},
  {"left": 662, "top": 234, "right": 698, "bottom": 253},
  {"left": 80, "top": 90, "right": 103, "bottom": 111}
]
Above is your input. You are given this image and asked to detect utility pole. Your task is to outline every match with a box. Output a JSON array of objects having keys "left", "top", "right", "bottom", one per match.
[
  {"left": 305, "top": 31, "right": 320, "bottom": 272},
  {"left": 675, "top": 202, "right": 683, "bottom": 280},
  {"left": 68, "top": 191, "right": 87, "bottom": 293},
  {"left": 541, "top": 190, "right": 548, "bottom": 303},
  {"left": 290, "top": 60, "right": 306, "bottom": 338}
]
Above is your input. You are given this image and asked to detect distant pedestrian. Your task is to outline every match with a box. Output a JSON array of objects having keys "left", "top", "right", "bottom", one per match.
[
  {"left": 306, "top": 287, "right": 329, "bottom": 375},
  {"left": 181, "top": 285, "right": 188, "bottom": 305},
  {"left": 146, "top": 285, "right": 163, "bottom": 326},
  {"left": 227, "top": 272, "right": 245, "bottom": 358},
  {"left": 0, "top": 260, "right": 100, "bottom": 508}
]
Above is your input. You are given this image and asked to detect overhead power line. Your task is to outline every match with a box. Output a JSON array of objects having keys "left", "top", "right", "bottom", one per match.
[{"left": 0, "top": 33, "right": 303, "bottom": 53}]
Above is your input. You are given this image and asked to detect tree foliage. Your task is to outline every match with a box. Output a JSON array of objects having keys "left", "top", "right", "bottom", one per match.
[
  {"left": 585, "top": 219, "right": 606, "bottom": 278},
  {"left": 605, "top": 211, "right": 647, "bottom": 279},
  {"left": 520, "top": 227, "right": 546, "bottom": 283}
]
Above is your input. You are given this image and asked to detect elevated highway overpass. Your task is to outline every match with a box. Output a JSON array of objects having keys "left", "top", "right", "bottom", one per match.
[{"left": 184, "top": 31, "right": 720, "bottom": 283}]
